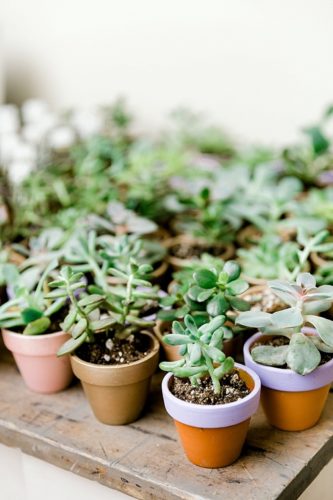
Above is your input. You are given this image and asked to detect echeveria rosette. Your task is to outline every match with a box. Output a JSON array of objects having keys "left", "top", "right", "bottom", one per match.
[
  {"left": 159, "top": 314, "right": 234, "bottom": 394},
  {"left": 236, "top": 273, "right": 333, "bottom": 375}
]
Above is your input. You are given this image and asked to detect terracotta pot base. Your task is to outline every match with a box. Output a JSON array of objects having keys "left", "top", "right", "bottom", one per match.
[
  {"left": 174, "top": 418, "right": 250, "bottom": 468},
  {"left": 71, "top": 332, "right": 159, "bottom": 425},
  {"left": 261, "top": 384, "right": 330, "bottom": 431}
]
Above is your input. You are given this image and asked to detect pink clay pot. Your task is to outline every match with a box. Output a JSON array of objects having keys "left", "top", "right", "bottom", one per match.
[{"left": 2, "top": 329, "right": 73, "bottom": 394}]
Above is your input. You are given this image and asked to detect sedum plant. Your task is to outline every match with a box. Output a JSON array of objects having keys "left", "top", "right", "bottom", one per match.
[
  {"left": 49, "top": 252, "right": 159, "bottom": 356},
  {"left": 159, "top": 314, "right": 234, "bottom": 394},
  {"left": 0, "top": 260, "right": 67, "bottom": 335},
  {"left": 236, "top": 273, "right": 333, "bottom": 375}
]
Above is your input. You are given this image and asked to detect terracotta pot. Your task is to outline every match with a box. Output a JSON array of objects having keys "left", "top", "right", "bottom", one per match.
[
  {"left": 154, "top": 320, "right": 242, "bottom": 361},
  {"left": 2, "top": 329, "right": 73, "bottom": 394},
  {"left": 70, "top": 331, "right": 159, "bottom": 425},
  {"left": 243, "top": 332, "right": 333, "bottom": 431},
  {"left": 162, "top": 364, "right": 261, "bottom": 468},
  {"left": 163, "top": 235, "right": 235, "bottom": 271},
  {"left": 236, "top": 226, "right": 262, "bottom": 249}
]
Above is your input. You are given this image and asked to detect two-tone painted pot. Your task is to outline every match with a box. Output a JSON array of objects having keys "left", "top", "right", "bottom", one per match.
[
  {"left": 161, "top": 363, "right": 261, "bottom": 468},
  {"left": 70, "top": 331, "right": 159, "bottom": 425},
  {"left": 2, "top": 329, "right": 73, "bottom": 394},
  {"left": 244, "top": 332, "right": 333, "bottom": 431}
]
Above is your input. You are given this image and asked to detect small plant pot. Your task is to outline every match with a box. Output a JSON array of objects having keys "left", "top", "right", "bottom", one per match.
[
  {"left": 161, "top": 364, "right": 261, "bottom": 468},
  {"left": 164, "top": 235, "right": 235, "bottom": 271},
  {"left": 70, "top": 332, "right": 159, "bottom": 425},
  {"left": 2, "top": 329, "right": 73, "bottom": 394},
  {"left": 243, "top": 332, "right": 333, "bottom": 431}
]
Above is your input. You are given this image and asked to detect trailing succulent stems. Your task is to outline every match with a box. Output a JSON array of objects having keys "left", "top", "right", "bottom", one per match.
[
  {"left": 49, "top": 243, "right": 159, "bottom": 357},
  {"left": 160, "top": 314, "right": 234, "bottom": 395},
  {"left": 237, "top": 272, "right": 333, "bottom": 375}
]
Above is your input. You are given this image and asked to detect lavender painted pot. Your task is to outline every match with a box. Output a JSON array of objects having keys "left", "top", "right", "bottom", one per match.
[
  {"left": 161, "top": 363, "right": 261, "bottom": 429},
  {"left": 243, "top": 332, "right": 333, "bottom": 392}
]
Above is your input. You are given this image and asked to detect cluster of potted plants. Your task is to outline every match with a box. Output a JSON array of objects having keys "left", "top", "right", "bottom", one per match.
[{"left": 1, "top": 100, "right": 333, "bottom": 470}]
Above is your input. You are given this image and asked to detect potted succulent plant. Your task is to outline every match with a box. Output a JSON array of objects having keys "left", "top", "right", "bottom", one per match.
[
  {"left": 50, "top": 259, "right": 160, "bottom": 425},
  {"left": 237, "top": 273, "right": 333, "bottom": 431},
  {"left": 160, "top": 314, "right": 261, "bottom": 468},
  {"left": 0, "top": 261, "right": 73, "bottom": 393},
  {"left": 157, "top": 260, "right": 250, "bottom": 360},
  {"left": 165, "top": 187, "right": 235, "bottom": 269}
]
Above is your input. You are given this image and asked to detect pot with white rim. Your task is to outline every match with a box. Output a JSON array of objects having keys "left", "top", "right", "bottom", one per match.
[
  {"left": 2, "top": 329, "right": 73, "bottom": 393},
  {"left": 243, "top": 331, "right": 333, "bottom": 431},
  {"left": 70, "top": 331, "right": 159, "bottom": 425},
  {"left": 161, "top": 363, "right": 261, "bottom": 468}
]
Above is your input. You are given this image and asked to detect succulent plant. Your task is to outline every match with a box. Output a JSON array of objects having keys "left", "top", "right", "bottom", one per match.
[
  {"left": 158, "top": 261, "right": 250, "bottom": 339},
  {"left": 0, "top": 259, "right": 66, "bottom": 335},
  {"left": 236, "top": 273, "right": 333, "bottom": 375},
  {"left": 50, "top": 244, "right": 160, "bottom": 356},
  {"left": 159, "top": 314, "right": 234, "bottom": 394}
]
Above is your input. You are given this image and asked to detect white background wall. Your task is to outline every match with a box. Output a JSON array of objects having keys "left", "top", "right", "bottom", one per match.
[{"left": 1, "top": 0, "right": 333, "bottom": 145}]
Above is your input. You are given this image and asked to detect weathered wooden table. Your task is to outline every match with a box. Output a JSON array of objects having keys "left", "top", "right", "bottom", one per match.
[{"left": 0, "top": 344, "right": 332, "bottom": 500}]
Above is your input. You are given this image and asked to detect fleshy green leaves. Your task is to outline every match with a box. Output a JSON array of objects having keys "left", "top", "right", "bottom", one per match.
[
  {"left": 251, "top": 345, "right": 288, "bottom": 366},
  {"left": 286, "top": 333, "right": 321, "bottom": 375},
  {"left": 159, "top": 314, "right": 234, "bottom": 394},
  {"left": 236, "top": 311, "right": 273, "bottom": 328},
  {"left": 193, "top": 269, "right": 217, "bottom": 289},
  {"left": 23, "top": 317, "right": 51, "bottom": 335},
  {"left": 21, "top": 308, "right": 43, "bottom": 324},
  {"left": 305, "top": 315, "right": 333, "bottom": 347}
]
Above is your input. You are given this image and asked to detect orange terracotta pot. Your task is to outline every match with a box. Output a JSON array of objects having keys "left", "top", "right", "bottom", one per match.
[
  {"left": 261, "top": 385, "right": 330, "bottom": 431},
  {"left": 162, "top": 365, "right": 261, "bottom": 468},
  {"left": 244, "top": 333, "right": 333, "bottom": 431}
]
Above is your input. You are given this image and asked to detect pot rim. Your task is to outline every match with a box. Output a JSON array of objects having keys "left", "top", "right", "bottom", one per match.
[
  {"left": 161, "top": 363, "right": 261, "bottom": 428},
  {"left": 70, "top": 330, "right": 159, "bottom": 370},
  {"left": 2, "top": 328, "right": 66, "bottom": 340},
  {"left": 243, "top": 331, "right": 333, "bottom": 391}
]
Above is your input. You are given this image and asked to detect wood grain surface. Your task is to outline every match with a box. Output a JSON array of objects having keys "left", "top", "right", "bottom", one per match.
[{"left": 0, "top": 342, "right": 332, "bottom": 500}]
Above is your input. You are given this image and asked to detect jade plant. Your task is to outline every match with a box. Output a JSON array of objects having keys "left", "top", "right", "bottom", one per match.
[
  {"left": 0, "top": 260, "right": 67, "bottom": 335},
  {"left": 158, "top": 261, "right": 250, "bottom": 340},
  {"left": 236, "top": 273, "right": 333, "bottom": 375},
  {"left": 159, "top": 314, "right": 234, "bottom": 394}
]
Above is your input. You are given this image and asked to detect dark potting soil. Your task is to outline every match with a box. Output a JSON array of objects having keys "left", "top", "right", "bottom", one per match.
[
  {"left": 170, "top": 242, "right": 224, "bottom": 259},
  {"left": 251, "top": 336, "right": 333, "bottom": 367},
  {"left": 171, "top": 370, "right": 250, "bottom": 405},
  {"left": 75, "top": 332, "right": 152, "bottom": 365}
]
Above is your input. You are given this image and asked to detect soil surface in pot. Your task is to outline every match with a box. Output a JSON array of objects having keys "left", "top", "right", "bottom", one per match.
[
  {"left": 170, "top": 370, "right": 250, "bottom": 405},
  {"left": 252, "top": 336, "right": 333, "bottom": 367},
  {"left": 170, "top": 241, "right": 226, "bottom": 259},
  {"left": 244, "top": 288, "right": 285, "bottom": 313},
  {"left": 75, "top": 332, "right": 152, "bottom": 365}
]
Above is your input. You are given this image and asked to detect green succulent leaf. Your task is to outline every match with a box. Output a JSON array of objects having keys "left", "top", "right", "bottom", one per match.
[
  {"left": 271, "top": 307, "right": 303, "bottom": 329},
  {"left": 305, "top": 315, "right": 333, "bottom": 347},
  {"left": 72, "top": 318, "right": 88, "bottom": 339},
  {"left": 227, "top": 296, "right": 251, "bottom": 311},
  {"left": 286, "top": 333, "right": 321, "bottom": 375},
  {"left": 190, "top": 343, "right": 202, "bottom": 364},
  {"left": 251, "top": 345, "right": 288, "bottom": 366},
  {"left": 172, "top": 365, "right": 208, "bottom": 377},
  {"left": 78, "top": 294, "right": 104, "bottom": 307},
  {"left": 205, "top": 345, "right": 225, "bottom": 363},
  {"left": 57, "top": 331, "right": 88, "bottom": 356},
  {"left": 223, "top": 261, "right": 241, "bottom": 281},
  {"left": 193, "top": 269, "right": 217, "bottom": 289},
  {"left": 213, "top": 357, "right": 234, "bottom": 378},
  {"left": 23, "top": 317, "right": 51, "bottom": 336},
  {"left": 21, "top": 308, "right": 43, "bottom": 324},
  {"left": 226, "top": 279, "right": 248, "bottom": 295},
  {"left": 159, "top": 359, "right": 185, "bottom": 371},
  {"left": 62, "top": 309, "right": 77, "bottom": 332},
  {"left": 163, "top": 334, "right": 193, "bottom": 346},
  {"left": 236, "top": 311, "right": 273, "bottom": 328},
  {"left": 207, "top": 294, "right": 229, "bottom": 316}
]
